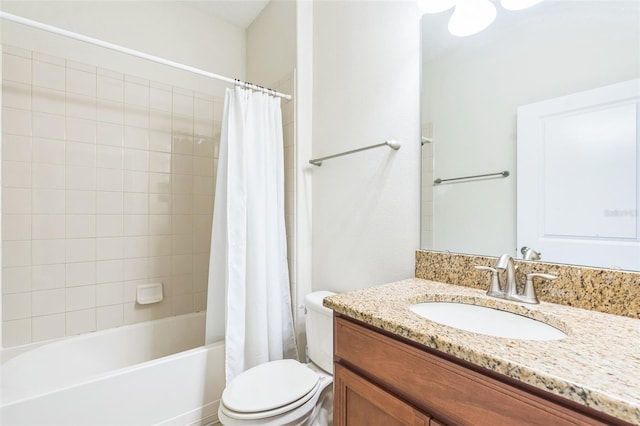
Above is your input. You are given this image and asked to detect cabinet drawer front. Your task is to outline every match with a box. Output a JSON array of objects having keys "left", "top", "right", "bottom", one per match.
[{"left": 334, "top": 316, "right": 605, "bottom": 426}]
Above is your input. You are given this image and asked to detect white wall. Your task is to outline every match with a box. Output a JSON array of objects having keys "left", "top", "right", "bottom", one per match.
[
  {"left": 246, "top": 0, "right": 296, "bottom": 87},
  {"left": 0, "top": 0, "right": 245, "bottom": 94},
  {"left": 311, "top": 1, "right": 421, "bottom": 293},
  {"left": 423, "top": 1, "right": 640, "bottom": 257}
]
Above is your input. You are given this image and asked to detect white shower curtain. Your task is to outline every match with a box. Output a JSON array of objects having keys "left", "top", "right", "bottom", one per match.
[{"left": 205, "top": 86, "right": 298, "bottom": 384}]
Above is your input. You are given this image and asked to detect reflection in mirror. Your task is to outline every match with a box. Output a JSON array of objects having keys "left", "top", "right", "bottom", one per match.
[{"left": 420, "top": 1, "right": 640, "bottom": 271}]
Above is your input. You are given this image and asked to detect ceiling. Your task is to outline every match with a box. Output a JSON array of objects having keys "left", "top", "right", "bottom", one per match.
[{"left": 184, "top": 0, "right": 271, "bottom": 28}]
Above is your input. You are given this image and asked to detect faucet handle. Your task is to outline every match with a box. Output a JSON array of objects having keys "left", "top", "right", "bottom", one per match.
[
  {"left": 521, "top": 273, "right": 557, "bottom": 304},
  {"left": 474, "top": 266, "right": 503, "bottom": 297}
]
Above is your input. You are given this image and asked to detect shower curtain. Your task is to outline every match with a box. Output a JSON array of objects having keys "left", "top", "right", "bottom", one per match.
[{"left": 205, "top": 86, "right": 298, "bottom": 384}]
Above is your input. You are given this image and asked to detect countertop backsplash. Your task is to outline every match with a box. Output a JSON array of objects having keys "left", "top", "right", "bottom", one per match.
[{"left": 415, "top": 250, "right": 640, "bottom": 319}]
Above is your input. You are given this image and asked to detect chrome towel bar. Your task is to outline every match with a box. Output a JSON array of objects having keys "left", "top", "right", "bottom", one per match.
[
  {"left": 434, "top": 170, "right": 509, "bottom": 185},
  {"left": 309, "top": 140, "right": 401, "bottom": 166}
]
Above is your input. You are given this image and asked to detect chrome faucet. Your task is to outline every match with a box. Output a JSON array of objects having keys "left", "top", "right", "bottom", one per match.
[
  {"left": 495, "top": 254, "right": 518, "bottom": 299},
  {"left": 475, "top": 254, "right": 557, "bottom": 304}
]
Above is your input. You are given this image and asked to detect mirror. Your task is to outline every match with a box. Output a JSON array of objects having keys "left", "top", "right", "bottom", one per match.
[{"left": 420, "top": 0, "right": 640, "bottom": 271}]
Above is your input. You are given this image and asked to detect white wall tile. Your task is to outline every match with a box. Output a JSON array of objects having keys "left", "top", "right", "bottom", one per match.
[
  {"left": 2, "top": 134, "right": 32, "bottom": 162},
  {"left": 96, "top": 191, "right": 123, "bottom": 215},
  {"left": 66, "top": 262, "right": 96, "bottom": 287},
  {"left": 96, "top": 168, "right": 123, "bottom": 192},
  {"left": 33, "top": 87, "right": 65, "bottom": 115},
  {"left": 32, "top": 189, "right": 64, "bottom": 214},
  {"left": 96, "top": 281, "right": 123, "bottom": 307},
  {"left": 2, "top": 188, "right": 31, "bottom": 214},
  {"left": 149, "top": 172, "right": 171, "bottom": 194},
  {"left": 124, "top": 215, "right": 148, "bottom": 236},
  {"left": 97, "top": 215, "right": 123, "bottom": 237},
  {"left": 172, "top": 214, "right": 192, "bottom": 235},
  {"left": 96, "top": 145, "right": 123, "bottom": 169},
  {"left": 150, "top": 87, "right": 171, "bottom": 112},
  {"left": 149, "top": 110, "right": 172, "bottom": 132},
  {"left": 149, "top": 194, "right": 171, "bottom": 214},
  {"left": 193, "top": 194, "right": 213, "bottom": 215},
  {"left": 3, "top": 81, "right": 32, "bottom": 110},
  {"left": 149, "top": 256, "right": 171, "bottom": 277},
  {"left": 123, "top": 170, "right": 149, "bottom": 193},
  {"left": 2, "top": 214, "right": 31, "bottom": 241},
  {"left": 124, "top": 126, "right": 148, "bottom": 150},
  {"left": 125, "top": 82, "right": 149, "bottom": 108},
  {"left": 33, "top": 60, "right": 65, "bottom": 91},
  {"left": 149, "top": 235, "right": 171, "bottom": 256},
  {"left": 150, "top": 296, "right": 173, "bottom": 320},
  {"left": 2, "top": 53, "right": 32, "bottom": 84},
  {"left": 193, "top": 157, "right": 214, "bottom": 176},
  {"left": 194, "top": 97, "right": 214, "bottom": 119},
  {"left": 96, "top": 122, "right": 123, "bottom": 146},
  {"left": 97, "top": 100, "right": 124, "bottom": 125},
  {"left": 172, "top": 91, "right": 193, "bottom": 117},
  {"left": 171, "top": 234, "right": 193, "bottom": 255},
  {"left": 32, "top": 215, "right": 64, "bottom": 239},
  {"left": 66, "top": 238, "right": 96, "bottom": 263},
  {"left": 33, "top": 138, "right": 65, "bottom": 164},
  {"left": 97, "top": 75, "right": 124, "bottom": 102},
  {"left": 123, "top": 302, "right": 150, "bottom": 325},
  {"left": 66, "top": 117, "right": 96, "bottom": 144},
  {"left": 149, "top": 130, "right": 172, "bottom": 153},
  {"left": 2, "top": 319, "right": 32, "bottom": 346},
  {"left": 172, "top": 135, "right": 193, "bottom": 155},
  {"left": 96, "top": 259, "right": 123, "bottom": 283},
  {"left": 32, "top": 264, "right": 65, "bottom": 290},
  {"left": 32, "top": 313, "right": 66, "bottom": 342},
  {"left": 172, "top": 293, "right": 194, "bottom": 316},
  {"left": 32, "top": 239, "right": 65, "bottom": 265},
  {"left": 172, "top": 254, "right": 193, "bottom": 276},
  {"left": 149, "top": 215, "right": 171, "bottom": 236},
  {"left": 3, "top": 107, "right": 32, "bottom": 136},
  {"left": 2, "top": 266, "right": 31, "bottom": 294},
  {"left": 124, "top": 192, "right": 148, "bottom": 214},
  {"left": 123, "top": 236, "right": 148, "bottom": 258},
  {"left": 66, "top": 191, "right": 95, "bottom": 214},
  {"left": 67, "top": 68, "right": 97, "bottom": 97},
  {"left": 149, "top": 152, "right": 171, "bottom": 174},
  {"left": 172, "top": 194, "right": 193, "bottom": 215},
  {"left": 123, "top": 258, "right": 149, "bottom": 281},
  {"left": 172, "top": 115, "right": 193, "bottom": 135},
  {"left": 96, "top": 237, "right": 123, "bottom": 260},
  {"left": 124, "top": 105, "right": 149, "bottom": 128},
  {"left": 32, "top": 164, "right": 65, "bottom": 189},
  {"left": 2, "top": 240, "right": 31, "bottom": 268},
  {"left": 66, "top": 166, "right": 96, "bottom": 191},
  {"left": 66, "top": 308, "right": 96, "bottom": 335},
  {"left": 97, "top": 305, "right": 123, "bottom": 330},
  {"left": 66, "top": 215, "right": 96, "bottom": 238},
  {"left": 66, "top": 285, "right": 95, "bottom": 311},
  {"left": 2, "top": 293, "right": 31, "bottom": 321},
  {"left": 32, "top": 288, "right": 65, "bottom": 316},
  {"left": 33, "top": 112, "right": 65, "bottom": 140},
  {"left": 66, "top": 141, "right": 96, "bottom": 166},
  {"left": 124, "top": 148, "right": 148, "bottom": 171},
  {"left": 66, "top": 93, "right": 96, "bottom": 120}
]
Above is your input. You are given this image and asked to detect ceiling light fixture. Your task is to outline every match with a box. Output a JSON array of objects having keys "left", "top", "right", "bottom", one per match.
[
  {"left": 500, "top": 0, "right": 544, "bottom": 11},
  {"left": 419, "top": 0, "right": 544, "bottom": 37},
  {"left": 448, "top": 0, "right": 497, "bottom": 37}
]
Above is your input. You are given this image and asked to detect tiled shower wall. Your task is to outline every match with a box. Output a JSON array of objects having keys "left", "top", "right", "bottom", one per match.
[{"left": 0, "top": 45, "right": 223, "bottom": 347}]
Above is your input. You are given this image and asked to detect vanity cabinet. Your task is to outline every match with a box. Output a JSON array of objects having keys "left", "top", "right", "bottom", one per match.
[{"left": 333, "top": 314, "right": 624, "bottom": 426}]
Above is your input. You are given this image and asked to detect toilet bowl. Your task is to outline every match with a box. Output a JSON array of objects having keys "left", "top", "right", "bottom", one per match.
[{"left": 218, "top": 291, "right": 336, "bottom": 426}]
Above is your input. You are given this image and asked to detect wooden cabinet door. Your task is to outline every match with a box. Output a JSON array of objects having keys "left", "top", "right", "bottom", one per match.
[{"left": 334, "top": 363, "right": 430, "bottom": 426}]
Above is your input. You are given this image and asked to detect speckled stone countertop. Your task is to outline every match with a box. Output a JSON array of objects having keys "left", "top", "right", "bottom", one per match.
[{"left": 324, "top": 278, "right": 640, "bottom": 424}]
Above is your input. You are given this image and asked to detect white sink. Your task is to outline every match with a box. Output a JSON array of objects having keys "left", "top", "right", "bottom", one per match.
[{"left": 409, "top": 302, "right": 567, "bottom": 341}]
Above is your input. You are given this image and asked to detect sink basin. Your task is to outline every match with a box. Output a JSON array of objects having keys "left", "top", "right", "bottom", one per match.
[{"left": 409, "top": 302, "right": 567, "bottom": 341}]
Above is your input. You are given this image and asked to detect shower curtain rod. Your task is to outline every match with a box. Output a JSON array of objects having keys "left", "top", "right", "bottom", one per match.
[{"left": 0, "top": 12, "right": 292, "bottom": 100}]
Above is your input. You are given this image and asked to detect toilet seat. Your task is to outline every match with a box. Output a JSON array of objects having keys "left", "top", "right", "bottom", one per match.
[{"left": 221, "top": 359, "right": 320, "bottom": 419}]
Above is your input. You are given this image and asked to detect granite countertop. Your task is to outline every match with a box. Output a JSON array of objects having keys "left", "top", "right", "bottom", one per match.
[{"left": 323, "top": 278, "right": 640, "bottom": 424}]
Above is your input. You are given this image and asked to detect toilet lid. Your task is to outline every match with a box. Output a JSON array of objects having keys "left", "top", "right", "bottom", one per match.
[{"left": 222, "top": 359, "right": 319, "bottom": 414}]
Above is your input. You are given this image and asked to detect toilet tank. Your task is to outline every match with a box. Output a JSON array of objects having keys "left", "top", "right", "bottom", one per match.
[{"left": 304, "top": 291, "right": 336, "bottom": 374}]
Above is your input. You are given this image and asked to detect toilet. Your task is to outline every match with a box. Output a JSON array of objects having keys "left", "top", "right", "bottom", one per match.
[{"left": 218, "top": 291, "right": 336, "bottom": 426}]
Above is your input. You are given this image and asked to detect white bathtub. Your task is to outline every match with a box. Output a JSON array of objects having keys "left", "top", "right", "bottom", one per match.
[{"left": 1, "top": 312, "right": 225, "bottom": 426}]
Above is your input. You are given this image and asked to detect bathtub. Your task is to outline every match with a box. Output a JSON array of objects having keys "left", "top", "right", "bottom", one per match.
[{"left": 1, "top": 312, "right": 225, "bottom": 426}]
